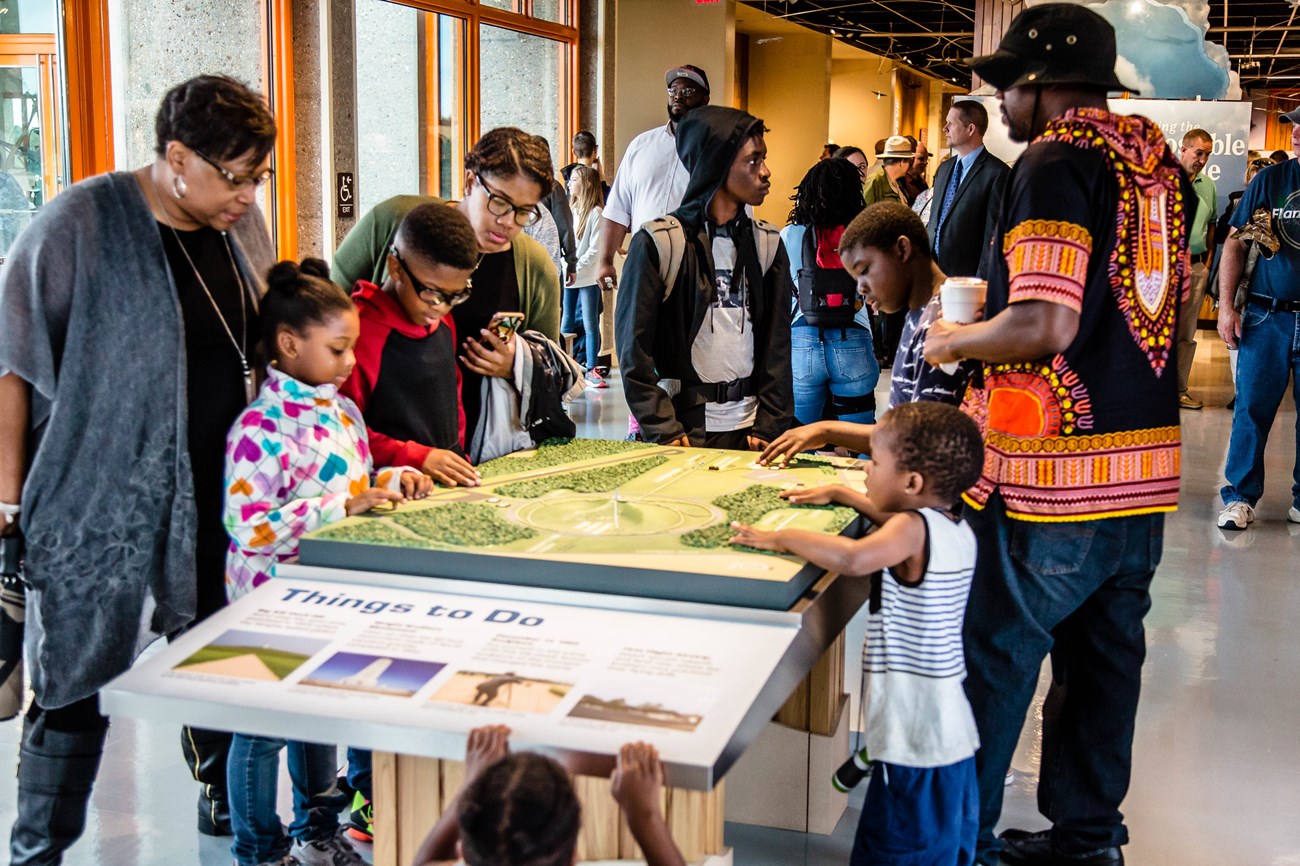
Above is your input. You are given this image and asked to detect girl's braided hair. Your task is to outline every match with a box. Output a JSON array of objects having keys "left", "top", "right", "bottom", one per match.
[
  {"left": 458, "top": 752, "right": 581, "bottom": 866},
  {"left": 787, "top": 158, "right": 866, "bottom": 229}
]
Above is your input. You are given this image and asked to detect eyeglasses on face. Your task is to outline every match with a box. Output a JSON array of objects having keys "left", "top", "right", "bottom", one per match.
[
  {"left": 191, "top": 148, "right": 275, "bottom": 190},
  {"left": 668, "top": 86, "right": 701, "bottom": 99},
  {"left": 390, "top": 245, "right": 474, "bottom": 307},
  {"left": 476, "top": 173, "right": 541, "bottom": 227}
]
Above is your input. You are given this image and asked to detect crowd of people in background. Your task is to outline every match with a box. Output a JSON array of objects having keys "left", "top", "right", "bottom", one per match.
[{"left": 2, "top": 2, "right": 1298, "bottom": 866}]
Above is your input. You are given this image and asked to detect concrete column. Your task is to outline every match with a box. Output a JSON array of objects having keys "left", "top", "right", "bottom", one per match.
[
  {"left": 608, "top": 0, "right": 735, "bottom": 171},
  {"left": 290, "top": 0, "right": 325, "bottom": 258}
]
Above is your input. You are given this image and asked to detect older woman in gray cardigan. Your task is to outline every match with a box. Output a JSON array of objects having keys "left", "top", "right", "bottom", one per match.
[{"left": 0, "top": 75, "right": 276, "bottom": 864}]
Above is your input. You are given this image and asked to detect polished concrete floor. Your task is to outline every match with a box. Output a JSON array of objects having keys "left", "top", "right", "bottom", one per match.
[{"left": 2, "top": 336, "right": 1298, "bottom": 865}]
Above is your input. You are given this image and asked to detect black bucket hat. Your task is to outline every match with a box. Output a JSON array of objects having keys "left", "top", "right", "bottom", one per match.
[{"left": 967, "top": 3, "right": 1140, "bottom": 94}]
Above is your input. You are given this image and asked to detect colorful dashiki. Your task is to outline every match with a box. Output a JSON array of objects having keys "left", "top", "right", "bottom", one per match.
[
  {"left": 962, "top": 108, "right": 1189, "bottom": 522},
  {"left": 223, "top": 367, "right": 417, "bottom": 599}
]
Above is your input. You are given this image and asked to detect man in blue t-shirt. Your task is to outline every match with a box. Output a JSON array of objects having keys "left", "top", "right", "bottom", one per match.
[{"left": 1216, "top": 106, "right": 1300, "bottom": 530}]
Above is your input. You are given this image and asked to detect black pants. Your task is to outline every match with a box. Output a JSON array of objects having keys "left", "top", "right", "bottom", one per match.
[
  {"left": 962, "top": 494, "right": 1163, "bottom": 863},
  {"left": 687, "top": 428, "right": 754, "bottom": 450}
]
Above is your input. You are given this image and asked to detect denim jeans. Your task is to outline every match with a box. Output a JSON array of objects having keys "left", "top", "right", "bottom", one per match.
[
  {"left": 963, "top": 494, "right": 1163, "bottom": 863},
  {"left": 1221, "top": 305, "right": 1300, "bottom": 508},
  {"left": 345, "top": 747, "right": 371, "bottom": 801},
  {"left": 791, "top": 323, "right": 879, "bottom": 425},
  {"left": 228, "top": 735, "right": 346, "bottom": 866},
  {"left": 561, "top": 284, "right": 601, "bottom": 368}
]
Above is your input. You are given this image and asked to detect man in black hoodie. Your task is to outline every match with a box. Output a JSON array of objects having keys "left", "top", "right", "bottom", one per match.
[{"left": 615, "top": 106, "right": 793, "bottom": 449}]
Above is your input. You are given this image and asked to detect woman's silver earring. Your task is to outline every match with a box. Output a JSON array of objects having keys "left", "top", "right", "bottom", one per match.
[{"left": 172, "top": 175, "right": 187, "bottom": 199}]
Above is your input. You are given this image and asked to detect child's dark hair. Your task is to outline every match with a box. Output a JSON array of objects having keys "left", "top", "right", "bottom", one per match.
[
  {"left": 839, "top": 201, "right": 931, "bottom": 260},
  {"left": 261, "top": 258, "right": 354, "bottom": 352},
  {"left": 154, "top": 75, "right": 277, "bottom": 164},
  {"left": 787, "top": 158, "right": 866, "bottom": 229},
  {"left": 466, "top": 127, "right": 554, "bottom": 195},
  {"left": 458, "top": 752, "right": 581, "bottom": 866},
  {"left": 396, "top": 203, "right": 480, "bottom": 271},
  {"left": 877, "top": 402, "right": 984, "bottom": 505}
]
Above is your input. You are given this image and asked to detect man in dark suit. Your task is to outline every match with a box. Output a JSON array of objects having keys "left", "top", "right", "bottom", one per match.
[{"left": 927, "top": 100, "right": 1010, "bottom": 277}]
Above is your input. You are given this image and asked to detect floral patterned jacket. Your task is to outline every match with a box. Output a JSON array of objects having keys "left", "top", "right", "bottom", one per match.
[{"left": 223, "top": 367, "right": 417, "bottom": 600}]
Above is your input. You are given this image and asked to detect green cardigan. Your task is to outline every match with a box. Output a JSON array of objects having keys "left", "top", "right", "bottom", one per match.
[{"left": 331, "top": 194, "right": 560, "bottom": 340}]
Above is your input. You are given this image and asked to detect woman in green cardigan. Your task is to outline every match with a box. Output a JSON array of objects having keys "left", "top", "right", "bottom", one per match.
[{"left": 332, "top": 128, "right": 561, "bottom": 441}]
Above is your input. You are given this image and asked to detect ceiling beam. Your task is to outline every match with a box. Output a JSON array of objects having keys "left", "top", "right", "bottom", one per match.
[{"left": 1210, "top": 25, "right": 1300, "bottom": 32}]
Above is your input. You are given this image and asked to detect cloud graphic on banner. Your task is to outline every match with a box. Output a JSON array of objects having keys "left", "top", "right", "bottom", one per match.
[{"left": 1025, "top": 0, "right": 1234, "bottom": 100}]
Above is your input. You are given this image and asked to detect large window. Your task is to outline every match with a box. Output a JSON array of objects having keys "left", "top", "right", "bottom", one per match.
[
  {"left": 356, "top": 2, "right": 465, "bottom": 209},
  {"left": 479, "top": 25, "right": 568, "bottom": 159},
  {"left": 354, "top": 0, "right": 575, "bottom": 206}
]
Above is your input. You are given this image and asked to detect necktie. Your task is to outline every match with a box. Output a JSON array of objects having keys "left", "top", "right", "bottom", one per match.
[{"left": 935, "top": 158, "right": 965, "bottom": 248}]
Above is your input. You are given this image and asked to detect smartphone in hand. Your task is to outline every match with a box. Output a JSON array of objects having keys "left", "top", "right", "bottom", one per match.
[{"left": 486, "top": 312, "right": 524, "bottom": 344}]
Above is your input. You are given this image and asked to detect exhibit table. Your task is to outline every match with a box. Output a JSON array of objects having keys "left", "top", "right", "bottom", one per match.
[
  {"left": 103, "top": 441, "right": 871, "bottom": 863},
  {"left": 102, "top": 564, "right": 865, "bottom": 864}
]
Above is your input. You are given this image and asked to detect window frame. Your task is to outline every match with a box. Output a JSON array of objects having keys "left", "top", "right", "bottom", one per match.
[{"left": 375, "top": 0, "right": 578, "bottom": 175}]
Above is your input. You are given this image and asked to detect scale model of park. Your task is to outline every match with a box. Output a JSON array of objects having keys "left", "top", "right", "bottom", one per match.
[{"left": 300, "top": 438, "right": 866, "bottom": 610}]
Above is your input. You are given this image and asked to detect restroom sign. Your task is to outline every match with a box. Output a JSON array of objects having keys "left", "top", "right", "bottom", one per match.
[{"left": 337, "top": 172, "right": 355, "bottom": 219}]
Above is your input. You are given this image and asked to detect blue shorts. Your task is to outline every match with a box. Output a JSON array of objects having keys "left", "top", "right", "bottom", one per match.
[{"left": 849, "top": 756, "right": 978, "bottom": 866}]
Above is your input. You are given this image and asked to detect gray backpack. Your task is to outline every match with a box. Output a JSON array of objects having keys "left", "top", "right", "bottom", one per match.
[{"left": 642, "top": 214, "right": 783, "bottom": 300}]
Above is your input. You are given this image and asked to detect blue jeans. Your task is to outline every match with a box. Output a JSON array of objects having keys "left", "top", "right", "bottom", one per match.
[
  {"left": 345, "top": 747, "right": 371, "bottom": 801},
  {"left": 791, "top": 323, "right": 879, "bottom": 425},
  {"left": 963, "top": 494, "right": 1163, "bottom": 864},
  {"left": 1221, "top": 305, "right": 1300, "bottom": 508},
  {"left": 228, "top": 735, "right": 346, "bottom": 866},
  {"left": 561, "top": 284, "right": 601, "bottom": 368},
  {"left": 850, "top": 757, "right": 978, "bottom": 866}
]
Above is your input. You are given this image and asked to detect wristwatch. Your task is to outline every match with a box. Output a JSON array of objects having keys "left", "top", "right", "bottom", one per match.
[{"left": 0, "top": 502, "right": 20, "bottom": 527}]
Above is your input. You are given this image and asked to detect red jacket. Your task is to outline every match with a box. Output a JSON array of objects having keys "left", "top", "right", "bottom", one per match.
[{"left": 339, "top": 281, "right": 465, "bottom": 468}]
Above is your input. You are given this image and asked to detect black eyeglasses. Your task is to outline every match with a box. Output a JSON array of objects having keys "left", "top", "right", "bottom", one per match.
[
  {"left": 192, "top": 149, "right": 275, "bottom": 190},
  {"left": 390, "top": 246, "right": 473, "bottom": 307},
  {"left": 476, "top": 173, "right": 541, "bottom": 226},
  {"left": 668, "top": 86, "right": 701, "bottom": 99}
]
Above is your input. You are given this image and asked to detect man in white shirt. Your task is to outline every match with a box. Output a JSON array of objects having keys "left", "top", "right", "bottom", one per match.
[{"left": 595, "top": 64, "right": 711, "bottom": 292}]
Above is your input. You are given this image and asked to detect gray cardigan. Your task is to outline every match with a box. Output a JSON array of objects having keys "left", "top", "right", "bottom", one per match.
[{"left": 0, "top": 171, "right": 274, "bottom": 708}]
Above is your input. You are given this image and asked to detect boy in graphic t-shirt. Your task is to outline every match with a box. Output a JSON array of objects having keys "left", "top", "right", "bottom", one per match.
[
  {"left": 615, "top": 105, "right": 793, "bottom": 449},
  {"left": 758, "top": 202, "right": 977, "bottom": 466}
]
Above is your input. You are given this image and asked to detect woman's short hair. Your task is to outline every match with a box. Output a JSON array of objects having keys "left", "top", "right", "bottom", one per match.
[
  {"left": 154, "top": 75, "right": 277, "bottom": 164},
  {"left": 466, "top": 128, "right": 555, "bottom": 196}
]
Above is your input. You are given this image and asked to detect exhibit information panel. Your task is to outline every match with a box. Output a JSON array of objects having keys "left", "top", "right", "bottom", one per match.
[
  {"left": 102, "top": 576, "right": 799, "bottom": 789},
  {"left": 299, "top": 439, "right": 865, "bottom": 610}
]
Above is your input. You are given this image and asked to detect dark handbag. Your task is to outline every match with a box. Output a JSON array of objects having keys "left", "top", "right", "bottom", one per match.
[{"left": 0, "top": 532, "right": 25, "bottom": 721}]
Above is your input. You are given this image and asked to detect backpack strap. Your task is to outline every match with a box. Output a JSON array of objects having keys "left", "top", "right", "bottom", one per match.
[
  {"left": 753, "top": 218, "right": 782, "bottom": 274},
  {"left": 642, "top": 215, "right": 687, "bottom": 302}
]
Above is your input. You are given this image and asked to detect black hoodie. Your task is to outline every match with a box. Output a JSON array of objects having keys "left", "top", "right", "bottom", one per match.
[{"left": 614, "top": 106, "right": 794, "bottom": 445}]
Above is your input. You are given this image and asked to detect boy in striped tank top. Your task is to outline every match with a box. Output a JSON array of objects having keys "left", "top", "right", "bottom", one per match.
[{"left": 731, "top": 401, "right": 985, "bottom": 866}]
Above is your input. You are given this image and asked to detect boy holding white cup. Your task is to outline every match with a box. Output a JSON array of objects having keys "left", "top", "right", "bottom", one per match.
[{"left": 760, "top": 202, "right": 981, "bottom": 465}]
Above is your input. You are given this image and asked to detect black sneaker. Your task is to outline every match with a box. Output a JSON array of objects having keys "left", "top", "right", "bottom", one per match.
[{"left": 1000, "top": 829, "right": 1123, "bottom": 865}]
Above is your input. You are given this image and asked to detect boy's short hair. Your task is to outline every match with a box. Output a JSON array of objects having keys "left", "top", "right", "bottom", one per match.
[
  {"left": 466, "top": 127, "right": 554, "bottom": 195},
  {"left": 396, "top": 203, "right": 479, "bottom": 271},
  {"left": 877, "top": 402, "right": 984, "bottom": 505},
  {"left": 840, "top": 201, "right": 931, "bottom": 260},
  {"left": 572, "top": 130, "right": 597, "bottom": 157}
]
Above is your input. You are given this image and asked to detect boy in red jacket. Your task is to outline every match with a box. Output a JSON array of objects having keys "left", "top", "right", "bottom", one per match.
[{"left": 340, "top": 203, "right": 481, "bottom": 487}]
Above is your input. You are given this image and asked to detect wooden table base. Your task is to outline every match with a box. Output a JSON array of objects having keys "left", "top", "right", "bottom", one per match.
[{"left": 372, "top": 752, "right": 725, "bottom": 866}]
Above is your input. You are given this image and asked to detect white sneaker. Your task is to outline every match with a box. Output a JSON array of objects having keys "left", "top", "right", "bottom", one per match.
[
  {"left": 1217, "top": 501, "right": 1255, "bottom": 531},
  {"left": 292, "top": 831, "right": 365, "bottom": 866},
  {"left": 1289, "top": 506, "right": 1300, "bottom": 524},
  {"left": 247, "top": 856, "right": 299, "bottom": 866}
]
